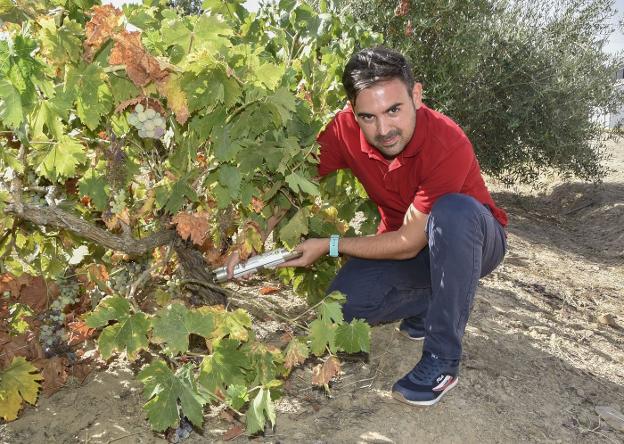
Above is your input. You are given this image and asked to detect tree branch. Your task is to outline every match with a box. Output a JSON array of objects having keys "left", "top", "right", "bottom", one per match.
[{"left": 4, "top": 202, "right": 177, "bottom": 255}]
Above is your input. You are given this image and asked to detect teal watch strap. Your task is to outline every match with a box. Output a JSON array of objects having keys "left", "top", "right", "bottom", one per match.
[{"left": 329, "top": 234, "right": 340, "bottom": 257}]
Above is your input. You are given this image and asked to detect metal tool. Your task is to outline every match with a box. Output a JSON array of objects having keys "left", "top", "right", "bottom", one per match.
[{"left": 214, "top": 248, "right": 302, "bottom": 282}]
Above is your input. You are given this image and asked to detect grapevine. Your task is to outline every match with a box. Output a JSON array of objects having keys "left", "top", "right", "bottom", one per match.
[{"left": 0, "top": 0, "right": 382, "bottom": 437}]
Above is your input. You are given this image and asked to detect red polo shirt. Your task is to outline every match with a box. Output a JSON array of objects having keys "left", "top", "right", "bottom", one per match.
[{"left": 317, "top": 104, "right": 508, "bottom": 233}]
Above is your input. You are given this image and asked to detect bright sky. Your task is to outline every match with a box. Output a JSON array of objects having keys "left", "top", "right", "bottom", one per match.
[{"left": 105, "top": 0, "right": 624, "bottom": 54}]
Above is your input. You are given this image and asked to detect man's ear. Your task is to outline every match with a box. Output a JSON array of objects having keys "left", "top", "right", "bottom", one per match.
[{"left": 412, "top": 83, "right": 423, "bottom": 109}]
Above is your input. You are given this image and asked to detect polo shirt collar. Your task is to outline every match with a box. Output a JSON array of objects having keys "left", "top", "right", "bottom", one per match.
[{"left": 355, "top": 104, "right": 428, "bottom": 162}]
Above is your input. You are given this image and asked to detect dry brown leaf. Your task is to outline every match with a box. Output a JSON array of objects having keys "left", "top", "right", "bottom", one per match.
[
  {"left": 114, "top": 96, "right": 166, "bottom": 115},
  {"left": 109, "top": 31, "right": 169, "bottom": 87},
  {"left": 34, "top": 356, "right": 68, "bottom": 397},
  {"left": 69, "top": 361, "right": 94, "bottom": 384},
  {"left": 0, "top": 330, "right": 45, "bottom": 368},
  {"left": 223, "top": 425, "right": 245, "bottom": 441},
  {"left": 19, "top": 276, "right": 58, "bottom": 313},
  {"left": 83, "top": 5, "right": 124, "bottom": 62},
  {"left": 312, "top": 356, "right": 341, "bottom": 386},
  {"left": 394, "top": 0, "right": 410, "bottom": 17},
  {"left": 67, "top": 321, "right": 97, "bottom": 346},
  {"left": 259, "top": 286, "right": 280, "bottom": 295},
  {"left": 251, "top": 196, "right": 265, "bottom": 213},
  {"left": 172, "top": 212, "right": 211, "bottom": 246}
]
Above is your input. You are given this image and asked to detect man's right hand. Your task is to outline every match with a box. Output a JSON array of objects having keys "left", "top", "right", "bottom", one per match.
[{"left": 224, "top": 250, "right": 241, "bottom": 280}]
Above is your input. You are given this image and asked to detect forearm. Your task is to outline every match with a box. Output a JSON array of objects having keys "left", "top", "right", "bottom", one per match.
[{"left": 337, "top": 229, "right": 427, "bottom": 260}]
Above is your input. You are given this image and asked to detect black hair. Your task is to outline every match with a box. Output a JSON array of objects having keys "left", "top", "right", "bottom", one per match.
[{"left": 342, "top": 47, "right": 415, "bottom": 104}]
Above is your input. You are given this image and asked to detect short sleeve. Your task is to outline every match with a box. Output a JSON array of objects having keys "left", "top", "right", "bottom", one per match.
[
  {"left": 412, "top": 140, "right": 475, "bottom": 214},
  {"left": 317, "top": 117, "right": 348, "bottom": 177}
]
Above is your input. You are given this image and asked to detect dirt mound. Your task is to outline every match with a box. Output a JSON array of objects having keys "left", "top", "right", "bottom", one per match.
[{"left": 2, "top": 142, "right": 623, "bottom": 443}]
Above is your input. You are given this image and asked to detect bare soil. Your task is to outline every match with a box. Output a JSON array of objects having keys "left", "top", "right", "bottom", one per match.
[{"left": 1, "top": 141, "right": 623, "bottom": 444}]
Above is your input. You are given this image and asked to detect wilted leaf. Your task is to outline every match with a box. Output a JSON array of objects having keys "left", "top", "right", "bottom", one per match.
[
  {"left": 245, "top": 387, "right": 276, "bottom": 434},
  {"left": 283, "top": 338, "right": 309, "bottom": 370},
  {"left": 0, "top": 357, "right": 43, "bottom": 421},
  {"left": 83, "top": 4, "right": 123, "bottom": 62},
  {"left": 223, "top": 424, "right": 245, "bottom": 441},
  {"left": 34, "top": 356, "right": 68, "bottom": 397},
  {"left": 67, "top": 320, "right": 96, "bottom": 346},
  {"left": 157, "top": 75, "right": 189, "bottom": 124},
  {"left": 172, "top": 212, "right": 211, "bottom": 246},
  {"left": 311, "top": 356, "right": 341, "bottom": 386},
  {"left": 259, "top": 286, "right": 280, "bottom": 295},
  {"left": 109, "top": 31, "right": 169, "bottom": 87}
]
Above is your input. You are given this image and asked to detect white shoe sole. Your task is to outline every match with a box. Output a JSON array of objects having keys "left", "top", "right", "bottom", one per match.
[
  {"left": 395, "top": 326, "right": 425, "bottom": 342},
  {"left": 391, "top": 377, "right": 459, "bottom": 406}
]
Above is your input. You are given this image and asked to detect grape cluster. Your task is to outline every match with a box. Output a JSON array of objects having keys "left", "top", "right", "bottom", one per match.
[
  {"left": 110, "top": 261, "right": 145, "bottom": 294},
  {"left": 39, "top": 280, "right": 79, "bottom": 356},
  {"left": 110, "top": 189, "right": 127, "bottom": 214},
  {"left": 165, "top": 275, "right": 182, "bottom": 299},
  {"left": 127, "top": 104, "right": 166, "bottom": 139}
]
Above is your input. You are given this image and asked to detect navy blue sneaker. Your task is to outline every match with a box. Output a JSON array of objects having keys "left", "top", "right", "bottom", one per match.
[
  {"left": 396, "top": 317, "right": 426, "bottom": 341},
  {"left": 392, "top": 351, "right": 459, "bottom": 406}
]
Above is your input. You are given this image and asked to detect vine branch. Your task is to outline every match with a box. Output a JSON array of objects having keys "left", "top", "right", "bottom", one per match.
[{"left": 4, "top": 202, "right": 177, "bottom": 255}]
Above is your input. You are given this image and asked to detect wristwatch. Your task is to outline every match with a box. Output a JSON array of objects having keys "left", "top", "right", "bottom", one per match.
[{"left": 329, "top": 234, "right": 340, "bottom": 257}]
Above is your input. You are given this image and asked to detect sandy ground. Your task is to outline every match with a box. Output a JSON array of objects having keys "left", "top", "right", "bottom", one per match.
[{"left": 1, "top": 141, "right": 623, "bottom": 444}]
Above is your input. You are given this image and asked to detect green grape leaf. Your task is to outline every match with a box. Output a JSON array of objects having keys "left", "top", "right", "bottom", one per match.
[
  {"left": 0, "top": 79, "right": 24, "bottom": 129},
  {"left": 197, "top": 338, "right": 250, "bottom": 393},
  {"left": 308, "top": 319, "right": 336, "bottom": 356},
  {"left": 225, "top": 384, "right": 249, "bottom": 410},
  {"left": 165, "top": 179, "right": 197, "bottom": 214},
  {"left": 85, "top": 296, "right": 150, "bottom": 360},
  {"left": 85, "top": 296, "right": 130, "bottom": 328},
  {"left": 279, "top": 208, "right": 309, "bottom": 248},
  {"left": 211, "top": 309, "right": 252, "bottom": 341},
  {"left": 213, "top": 125, "right": 243, "bottom": 162},
  {"left": 38, "top": 17, "right": 82, "bottom": 66},
  {"left": 138, "top": 360, "right": 208, "bottom": 432},
  {"left": 96, "top": 312, "right": 150, "bottom": 360},
  {"left": 0, "top": 357, "right": 43, "bottom": 421},
  {"left": 318, "top": 300, "right": 344, "bottom": 324},
  {"left": 31, "top": 100, "right": 64, "bottom": 140},
  {"left": 151, "top": 303, "right": 216, "bottom": 355},
  {"left": 217, "top": 165, "right": 241, "bottom": 199},
  {"left": 335, "top": 319, "right": 371, "bottom": 353},
  {"left": 109, "top": 75, "right": 139, "bottom": 104},
  {"left": 267, "top": 87, "right": 297, "bottom": 123},
  {"left": 36, "top": 136, "right": 86, "bottom": 182},
  {"left": 254, "top": 62, "right": 284, "bottom": 90},
  {"left": 245, "top": 388, "right": 276, "bottom": 435},
  {"left": 7, "top": 303, "right": 34, "bottom": 335},
  {"left": 161, "top": 18, "right": 192, "bottom": 52},
  {"left": 285, "top": 172, "right": 319, "bottom": 196},
  {"left": 78, "top": 175, "right": 110, "bottom": 211},
  {"left": 284, "top": 337, "right": 309, "bottom": 370},
  {"left": 66, "top": 64, "right": 112, "bottom": 130}
]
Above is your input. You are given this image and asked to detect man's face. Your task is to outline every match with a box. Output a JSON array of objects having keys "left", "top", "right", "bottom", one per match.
[{"left": 353, "top": 78, "right": 422, "bottom": 159}]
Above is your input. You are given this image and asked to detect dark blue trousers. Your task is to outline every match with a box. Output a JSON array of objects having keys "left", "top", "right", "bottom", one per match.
[{"left": 327, "top": 193, "right": 507, "bottom": 360}]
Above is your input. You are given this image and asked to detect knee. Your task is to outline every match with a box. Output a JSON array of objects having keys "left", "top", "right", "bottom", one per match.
[{"left": 429, "top": 193, "right": 482, "bottom": 227}]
